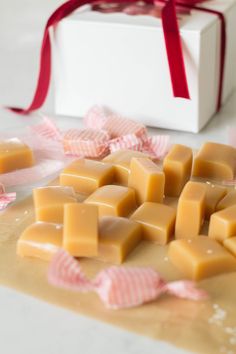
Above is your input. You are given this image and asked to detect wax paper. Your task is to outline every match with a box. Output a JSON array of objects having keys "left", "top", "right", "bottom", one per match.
[{"left": 0, "top": 184, "right": 236, "bottom": 354}]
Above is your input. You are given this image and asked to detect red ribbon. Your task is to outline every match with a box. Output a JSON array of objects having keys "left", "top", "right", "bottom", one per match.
[
  {"left": 8, "top": 0, "right": 226, "bottom": 115},
  {"left": 162, "top": 0, "right": 226, "bottom": 111}
]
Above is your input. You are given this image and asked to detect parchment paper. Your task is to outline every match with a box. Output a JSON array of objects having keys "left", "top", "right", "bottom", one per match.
[{"left": 0, "top": 189, "right": 236, "bottom": 354}]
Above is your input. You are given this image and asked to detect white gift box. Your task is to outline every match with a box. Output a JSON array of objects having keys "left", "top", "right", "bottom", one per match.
[{"left": 51, "top": 1, "right": 236, "bottom": 133}]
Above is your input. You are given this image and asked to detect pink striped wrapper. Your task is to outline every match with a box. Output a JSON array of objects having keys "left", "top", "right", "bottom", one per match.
[
  {"left": 109, "top": 134, "right": 143, "bottom": 153},
  {"left": 0, "top": 105, "right": 170, "bottom": 187},
  {"left": 48, "top": 250, "right": 208, "bottom": 310},
  {"left": 84, "top": 106, "right": 147, "bottom": 140},
  {"left": 63, "top": 128, "right": 110, "bottom": 158},
  {"left": 0, "top": 183, "right": 16, "bottom": 210},
  {"left": 109, "top": 134, "right": 170, "bottom": 159},
  {"left": 84, "top": 106, "right": 170, "bottom": 159},
  {"left": 31, "top": 109, "right": 170, "bottom": 160},
  {"left": 31, "top": 116, "right": 62, "bottom": 141}
]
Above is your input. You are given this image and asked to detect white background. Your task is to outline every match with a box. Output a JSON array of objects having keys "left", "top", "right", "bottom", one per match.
[{"left": 0, "top": 1, "right": 236, "bottom": 354}]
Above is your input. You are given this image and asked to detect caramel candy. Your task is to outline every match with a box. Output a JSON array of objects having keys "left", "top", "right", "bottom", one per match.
[
  {"left": 85, "top": 185, "right": 137, "bottom": 217},
  {"left": 175, "top": 181, "right": 206, "bottom": 238},
  {"left": 97, "top": 216, "right": 142, "bottom": 264},
  {"left": 163, "top": 144, "right": 192, "bottom": 197},
  {"left": 208, "top": 205, "right": 236, "bottom": 242},
  {"left": 205, "top": 184, "right": 227, "bottom": 219},
  {"left": 0, "top": 138, "right": 34, "bottom": 173},
  {"left": 33, "top": 186, "right": 77, "bottom": 224},
  {"left": 192, "top": 142, "right": 236, "bottom": 180},
  {"left": 63, "top": 203, "right": 98, "bottom": 257},
  {"left": 216, "top": 191, "right": 236, "bottom": 211},
  {"left": 128, "top": 157, "right": 165, "bottom": 205},
  {"left": 130, "top": 202, "right": 176, "bottom": 244},
  {"left": 17, "top": 222, "right": 63, "bottom": 261},
  {"left": 168, "top": 236, "right": 236, "bottom": 280},
  {"left": 223, "top": 237, "right": 236, "bottom": 257},
  {"left": 60, "top": 159, "right": 114, "bottom": 194},
  {"left": 103, "top": 150, "right": 152, "bottom": 185}
]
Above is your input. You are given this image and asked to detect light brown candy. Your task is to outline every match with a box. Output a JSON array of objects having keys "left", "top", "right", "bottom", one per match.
[
  {"left": 0, "top": 138, "right": 35, "bottom": 173},
  {"left": 17, "top": 222, "right": 63, "bottom": 261},
  {"left": 216, "top": 190, "right": 236, "bottom": 211},
  {"left": 97, "top": 216, "right": 142, "bottom": 264},
  {"left": 168, "top": 236, "right": 236, "bottom": 280},
  {"left": 192, "top": 142, "right": 236, "bottom": 180},
  {"left": 103, "top": 149, "right": 152, "bottom": 185},
  {"left": 63, "top": 203, "right": 98, "bottom": 257},
  {"left": 33, "top": 186, "right": 77, "bottom": 224},
  {"left": 60, "top": 159, "right": 114, "bottom": 194},
  {"left": 128, "top": 157, "right": 165, "bottom": 205},
  {"left": 204, "top": 183, "right": 227, "bottom": 220},
  {"left": 175, "top": 181, "right": 207, "bottom": 238},
  {"left": 208, "top": 205, "right": 236, "bottom": 242},
  {"left": 223, "top": 237, "right": 236, "bottom": 257},
  {"left": 84, "top": 185, "right": 137, "bottom": 217},
  {"left": 130, "top": 202, "right": 176, "bottom": 244},
  {"left": 163, "top": 144, "right": 192, "bottom": 197}
]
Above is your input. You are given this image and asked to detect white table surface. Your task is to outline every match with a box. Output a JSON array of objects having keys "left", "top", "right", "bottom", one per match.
[{"left": 0, "top": 1, "right": 236, "bottom": 354}]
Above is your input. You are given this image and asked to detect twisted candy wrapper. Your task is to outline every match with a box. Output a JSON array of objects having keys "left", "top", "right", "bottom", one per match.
[
  {"left": 84, "top": 106, "right": 147, "bottom": 140},
  {"left": 32, "top": 107, "right": 170, "bottom": 159},
  {"left": 85, "top": 106, "right": 170, "bottom": 158},
  {"left": 31, "top": 116, "right": 111, "bottom": 158},
  {"left": 48, "top": 250, "right": 208, "bottom": 309},
  {"left": 0, "top": 183, "right": 16, "bottom": 210},
  {"left": 63, "top": 128, "right": 110, "bottom": 158}
]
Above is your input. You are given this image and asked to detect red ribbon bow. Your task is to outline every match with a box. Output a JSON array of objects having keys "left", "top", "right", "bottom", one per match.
[{"left": 8, "top": 0, "right": 226, "bottom": 115}]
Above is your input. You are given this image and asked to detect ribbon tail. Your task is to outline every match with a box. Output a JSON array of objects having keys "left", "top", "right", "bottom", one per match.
[
  {"left": 165, "top": 280, "right": 209, "bottom": 301},
  {"left": 6, "top": 0, "right": 94, "bottom": 115},
  {"left": 8, "top": 30, "right": 51, "bottom": 115},
  {"left": 161, "top": 0, "right": 190, "bottom": 99}
]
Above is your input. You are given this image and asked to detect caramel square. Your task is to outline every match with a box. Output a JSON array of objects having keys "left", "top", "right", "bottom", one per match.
[
  {"left": 209, "top": 205, "right": 236, "bottom": 242},
  {"left": 103, "top": 149, "right": 152, "bottom": 185},
  {"left": 0, "top": 138, "right": 35, "bottom": 173},
  {"left": 168, "top": 236, "right": 236, "bottom": 280},
  {"left": 33, "top": 186, "right": 77, "bottom": 223},
  {"left": 17, "top": 222, "right": 63, "bottom": 261},
  {"left": 97, "top": 216, "right": 142, "bottom": 264},
  {"left": 163, "top": 144, "right": 192, "bottom": 197},
  {"left": 205, "top": 183, "right": 227, "bottom": 220},
  {"left": 63, "top": 203, "right": 98, "bottom": 257},
  {"left": 60, "top": 159, "right": 114, "bottom": 194},
  {"left": 128, "top": 157, "right": 165, "bottom": 205},
  {"left": 216, "top": 190, "right": 236, "bottom": 211},
  {"left": 130, "top": 202, "right": 176, "bottom": 244},
  {"left": 175, "top": 181, "right": 207, "bottom": 239},
  {"left": 192, "top": 142, "right": 236, "bottom": 180},
  {"left": 223, "top": 237, "right": 236, "bottom": 257},
  {"left": 84, "top": 185, "right": 137, "bottom": 217}
]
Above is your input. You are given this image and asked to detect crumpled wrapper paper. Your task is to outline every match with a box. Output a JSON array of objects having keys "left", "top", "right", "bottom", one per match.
[{"left": 1, "top": 182, "right": 236, "bottom": 354}]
